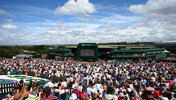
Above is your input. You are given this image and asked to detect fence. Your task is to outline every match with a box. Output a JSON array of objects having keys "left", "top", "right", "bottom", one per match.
[
  {"left": 0, "top": 83, "right": 16, "bottom": 94},
  {"left": 0, "top": 73, "right": 50, "bottom": 95},
  {"left": 0, "top": 83, "right": 29, "bottom": 95},
  {"left": 0, "top": 70, "right": 62, "bottom": 95}
]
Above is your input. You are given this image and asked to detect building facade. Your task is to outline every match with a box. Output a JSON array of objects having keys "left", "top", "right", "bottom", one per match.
[
  {"left": 47, "top": 43, "right": 169, "bottom": 62},
  {"left": 111, "top": 47, "right": 167, "bottom": 62}
]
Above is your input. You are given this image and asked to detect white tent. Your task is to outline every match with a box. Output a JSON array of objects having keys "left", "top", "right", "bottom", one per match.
[{"left": 13, "top": 54, "right": 33, "bottom": 59}]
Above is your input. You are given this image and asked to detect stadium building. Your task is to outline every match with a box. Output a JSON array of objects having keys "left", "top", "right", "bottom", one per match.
[
  {"left": 111, "top": 47, "right": 168, "bottom": 62},
  {"left": 47, "top": 46, "right": 73, "bottom": 60},
  {"left": 47, "top": 43, "right": 169, "bottom": 61},
  {"left": 143, "top": 42, "right": 176, "bottom": 53}
]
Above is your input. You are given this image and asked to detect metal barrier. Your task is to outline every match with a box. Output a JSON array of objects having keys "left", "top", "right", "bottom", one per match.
[
  {"left": 0, "top": 71, "right": 59, "bottom": 95},
  {"left": 0, "top": 83, "right": 16, "bottom": 94},
  {"left": 0, "top": 83, "right": 29, "bottom": 95}
]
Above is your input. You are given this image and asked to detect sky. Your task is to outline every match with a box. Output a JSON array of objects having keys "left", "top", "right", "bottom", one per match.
[{"left": 0, "top": 0, "right": 176, "bottom": 45}]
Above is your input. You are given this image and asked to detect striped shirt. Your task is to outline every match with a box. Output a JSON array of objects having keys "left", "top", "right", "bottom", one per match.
[{"left": 27, "top": 93, "right": 38, "bottom": 100}]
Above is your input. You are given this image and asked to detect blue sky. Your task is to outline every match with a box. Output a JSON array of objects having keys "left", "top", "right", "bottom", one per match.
[{"left": 0, "top": 0, "right": 176, "bottom": 45}]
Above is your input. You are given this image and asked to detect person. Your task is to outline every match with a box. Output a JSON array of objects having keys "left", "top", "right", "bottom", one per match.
[
  {"left": 81, "top": 95, "right": 86, "bottom": 100},
  {"left": 31, "top": 80, "right": 39, "bottom": 91},
  {"left": 26, "top": 87, "right": 40, "bottom": 100},
  {"left": 70, "top": 93, "right": 80, "bottom": 100},
  {"left": 18, "top": 79, "right": 24, "bottom": 92},
  {"left": 54, "top": 79, "right": 59, "bottom": 87},
  {"left": 12, "top": 84, "right": 19, "bottom": 96},
  {"left": 65, "top": 90, "right": 71, "bottom": 100},
  {"left": 59, "top": 89, "right": 66, "bottom": 100},
  {"left": 73, "top": 85, "right": 81, "bottom": 99},
  {"left": 81, "top": 88, "right": 89, "bottom": 100},
  {"left": 42, "top": 86, "right": 58, "bottom": 100},
  {"left": 118, "top": 93, "right": 125, "bottom": 100},
  {"left": 45, "top": 79, "right": 54, "bottom": 88},
  {"left": 104, "top": 91, "right": 113, "bottom": 100},
  {"left": 107, "top": 83, "right": 114, "bottom": 94},
  {"left": 14, "top": 85, "right": 29, "bottom": 100},
  {"left": 103, "top": 83, "right": 107, "bottom": 95},
  {"left": 0, "top": 58, "right": 176, "bottom": 100},
  {"left": 0, "top": 90, "right": 6, "bottom": 100},
  {"left": 86, "top": 86, "right": 93, "bottom": 97}
]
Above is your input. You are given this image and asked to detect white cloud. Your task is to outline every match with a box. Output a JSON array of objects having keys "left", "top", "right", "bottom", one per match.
[
  {"left": 127, "top": 0, "right": 176, "bottom": 42},
  {"left": 1, "top": 19, "right": 176, "bottom": 45},
  {"left": 129, "top": 0, "right": 176, "bottom": 16},
  {"left": 54, "top": 0, "right": 96, "bottom": 15},
  {"left": 77, "top": 24, "right": 87, "bottom": 28},
  {"left": 1, "top": 24, "right": 19, "bottom": 30},
  {"left": 0, "top": 9, "right": 7, "bottom": 15},
  {"left": 45, "top": 27, "right": 67, "bottom": 35},
  {"left": 44, "top": 19, "right": 99, "bottom": 31},
  {"left": 99, "top": 14, "right": 143, "bottom": 24},
  {"left": 5, "top": 19, "right": 13, "bottom": 23},
  {"left": 0, "top": 9, "right": 13, "bottom": 16},
  {"left": 1, "top": 1, "right": 176, "bottom": 45},
  {"left": 2, "top": 5, "right": 53, "bottom": 15},
  {"left": 0, "top": 31, "right": 33, "bottom": 45},
  {"left": 100, "top": 20, "right": 176, "bottom": 42}
]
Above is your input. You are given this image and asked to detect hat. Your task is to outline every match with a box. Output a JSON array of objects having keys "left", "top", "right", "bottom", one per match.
[
  {"left": 70, "top": 93, "right": 77, "bottom": 100},
  {"left": 169, "top": 80, "right": 174, "bottom": 86},
  {"left": 65, "top": 89, "right": 69, "bottom": 93},
  {"left": 154, "top": 90, "right": 160, "bottom": 96},
  {"left": 60, "top": 85, "right": 64, "bottom": 88},
  {"left": 127, "top": 88, "right": 132, "bottom": 92},
  {"left": 55, "top": 89, "right": 60, "bottom": 92},
  {"left": 60, "top": 90, "right": 65, "bottom": 94},
  {"left": 131, "top": 97, "right": 135, "bottom": 100},
  {"left": 119, "top": 93, "right": 124, "bottom": 97},
  {"left": 99, "top": 93, "right": 102, "bottom": 98},
  {"left": 74, "top": 85, "right": 78, "bottom": 89}
]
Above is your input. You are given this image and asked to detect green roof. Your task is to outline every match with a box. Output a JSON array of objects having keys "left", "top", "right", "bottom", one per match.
[
  {"left": 147, "top": 51, "right": 164, "bottom": 54},
  {"left": 112, "top": 54, "right": 134, "bottom": 57},
  {"left": 112, "top": 48, "right": 165, "bottom": 53},
  {"left": 156, "top": 54, "right": 167, "bottom": 58},
  {"left": 48, "top": 46, "right": 71, "bottom": 52},
  {"left": 77, "top": 43, "right": 98, "bottom": 47},
  {"left": 48, "top": 46, "right": 72, "bottom": 56}
]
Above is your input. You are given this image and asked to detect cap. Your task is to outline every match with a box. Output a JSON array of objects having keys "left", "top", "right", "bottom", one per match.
[{"left": 70, "top": 93, "right": 77, "bottom": 100}]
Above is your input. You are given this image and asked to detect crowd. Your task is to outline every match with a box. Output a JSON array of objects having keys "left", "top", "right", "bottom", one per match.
[
  {"left": 163, "top": 57, "right": 176, "bottom": 60},
  {"left": 0, "top": 58, "right": 176, "bottom": 100}
]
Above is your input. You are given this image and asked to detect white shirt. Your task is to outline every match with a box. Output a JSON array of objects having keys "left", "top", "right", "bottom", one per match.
[
  {"left": 96, "top": 83, "right": 102, "bottom": 90},
  {"left": 61, "top": 81, "right": 67, "bottom": 87},
  {"left": 47, "top": 81, "right": 54, "bottom": 88},
  {"left": 115, "top": 88, "right": 119, "bottom": 95},
  {"left": 160, "top": 96, "right": 169, "bottom": 100},
  {"left": 105, "top": 94, "right": 113, "bottom": 100}
]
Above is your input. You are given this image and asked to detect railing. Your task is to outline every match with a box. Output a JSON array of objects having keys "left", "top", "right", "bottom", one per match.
[
  {"left": 0, "top": 83, "right": 17, "bottom": 94},
  {"left": 0, "top": 71, "right": 52, "bottom": 95},
  {"left": 0, "top": 83, "right": 29, "bottom": 95}
]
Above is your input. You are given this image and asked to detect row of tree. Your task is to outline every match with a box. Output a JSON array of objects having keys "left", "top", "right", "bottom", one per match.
[{"left": 0, "top": 45, "right": 49, "bottom": 58}]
